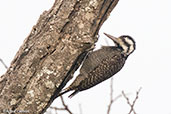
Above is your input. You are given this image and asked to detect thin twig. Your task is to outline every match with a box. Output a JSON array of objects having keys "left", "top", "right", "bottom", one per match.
[
  {"left": 49, "top": 107, "right": 59, "bottom": 114},
  {"left": 107, "top": 78, "right": 123, "bottom": 114},
  {"left": 122, "top": 91, "right": 136, "bottom": 114},
  {"left": 107, "top": 77, "right": 114, "bottom": 114},
  {"left": 49, "top": 96, "right": 73, "bottom": 114},
  {"left": 60, "top": 96, "right": 73, "bottom": 114},
  {"left": 122, "top": 87, "right": 142, "bottom": 114},
  {"left": 113, "top": 94, "right": 123, "bottom": 102},
  {"left": 0, "top": 58, "right": 8, "bottom": 69}
]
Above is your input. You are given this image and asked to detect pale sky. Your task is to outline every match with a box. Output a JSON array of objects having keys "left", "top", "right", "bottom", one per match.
[{"left": 0, "top": 0, "right": 171, "bottom": 114}]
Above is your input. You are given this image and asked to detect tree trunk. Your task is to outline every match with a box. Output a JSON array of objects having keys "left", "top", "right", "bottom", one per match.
[{"left": 0, "top": 0, "right": 119, "bottom": 113}]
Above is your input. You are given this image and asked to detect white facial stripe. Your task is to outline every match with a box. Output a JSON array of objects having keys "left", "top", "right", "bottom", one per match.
[
  {"left": 118, "top": 37, "right": 135, "bottom": 55},
  {"left": 118, "top": 38, "right": 129, "bottom": 53},
  {"left": 128, "top": 45, "right": 134, "bottom": 54},
  {"left": 122, "top": 45, "right": 129, "bottom": 53},
  {"left": 125, "top": 37, "right": 135, "bottom": 55},
  {"left": 125, "top": 37, "right": 134, "bottom": 46}
]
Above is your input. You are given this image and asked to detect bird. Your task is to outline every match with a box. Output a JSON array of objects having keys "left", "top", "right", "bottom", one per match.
[{"left": 58, "top": 33, "right": 136, "bottom": 98}]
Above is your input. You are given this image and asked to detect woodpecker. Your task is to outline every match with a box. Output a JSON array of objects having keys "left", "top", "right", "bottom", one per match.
[{"left": 58, "top": 33, "right": 136, "bottom": 98}]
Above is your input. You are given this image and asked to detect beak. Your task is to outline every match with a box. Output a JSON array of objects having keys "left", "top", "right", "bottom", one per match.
[{"left": 104, "top": 33, "right": 118, "bottom": 43}]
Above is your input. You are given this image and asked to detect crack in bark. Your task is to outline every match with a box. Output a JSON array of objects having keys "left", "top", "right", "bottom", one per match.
[
  {"left": 60, "top": 1, "right": 80, "bottom": 33},
  {"left": 93, "top": 0, "right": 119, "bottom": 36},
  {"left": 11, "top": 70, "right": 38, "bottom": 111},
  {"left": 13, "top": 47, "right": 58, "bottom": 111}
]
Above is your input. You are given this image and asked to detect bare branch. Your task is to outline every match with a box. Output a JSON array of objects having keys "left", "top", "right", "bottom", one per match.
[
  {"left": 113, "top": 94, "right": 123, "bottom": 102},
  {"left": 60, "top": 96, "right": 73, "bottom": 114},
  {"left": 0, "top": 58, "right": 8, "bottom": 69},
  {"left": 131, "top": 88, "right": 142, "bottom": 113},
  {"left": 49, "top": 96, "right": 73, "bottom": 114},
  {"left": 107, "top": 78, "right": 123, "bottom": 114},
  {"left": 122, "top": 91, "right": 136, "bottom": 114},
  {"left": 122, "top": 87, "right": 142, "bottom": 114},
  {"left": 107, "top": 77, "right": 114, "bottom": 114}
]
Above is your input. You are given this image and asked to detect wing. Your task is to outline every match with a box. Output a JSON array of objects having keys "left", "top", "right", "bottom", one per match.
[
  {"left": 78, "top": 51, "right": 126, "bottom": 91},
  {"left": 80, "top": 46, "right": 118, "bottom": 75}
]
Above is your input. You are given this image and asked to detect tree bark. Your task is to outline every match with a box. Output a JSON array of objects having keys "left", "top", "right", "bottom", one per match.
[{"left": 0, "top": 0, "right": 119, "bottom": 113}]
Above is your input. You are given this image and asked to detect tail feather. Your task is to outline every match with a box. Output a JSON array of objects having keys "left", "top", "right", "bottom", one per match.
[
  {"left": 68, "top": 90, "right": 79, "bottom": 98},
  {"left": 57, "top": 87, "right": 71, "bottom": 97},
  {"left": 58, "top": 87, "right": 79, "bottom": 98}
]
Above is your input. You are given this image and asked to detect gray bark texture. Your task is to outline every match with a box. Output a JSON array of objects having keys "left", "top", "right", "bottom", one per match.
[{"left": 0, "top": 0, "right": 119, "bottom": 113}]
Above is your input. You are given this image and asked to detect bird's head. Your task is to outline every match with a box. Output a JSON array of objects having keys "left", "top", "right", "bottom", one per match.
[{"left": 104, "top": 33, "right": 136, "bottom": 56}]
